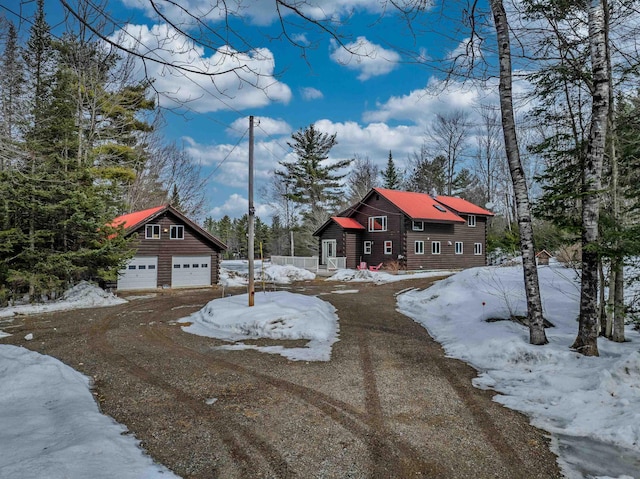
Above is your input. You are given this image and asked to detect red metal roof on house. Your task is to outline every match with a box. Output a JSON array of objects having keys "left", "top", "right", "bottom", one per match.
[
  {"left": 373, "top": 188, "right": 465, "bottom": 223},
  {"left": 110, "top": 205, "right": 166, "bottom": 230},
  {"left": 435, "top": 196, "right": 494, "bottom": 216},
  {"left": 332, "top": 217, "right": 365, "bottom": 229}
]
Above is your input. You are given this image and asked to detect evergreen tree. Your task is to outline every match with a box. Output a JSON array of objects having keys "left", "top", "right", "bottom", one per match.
[
  {"left": 404, "top": 145, "right": 446, "bottom": 194},
  {"left": 381, "top": 151, "right": 402, "bottom": 189},
  {"left": 0, "top": 22, "right": 24, "bottom": 144},
  {"left": 275, "top": 124, "right": 349, "bottom": 253}
]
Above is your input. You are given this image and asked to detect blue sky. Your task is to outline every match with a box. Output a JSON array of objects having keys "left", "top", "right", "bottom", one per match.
[{"left": 5, "top": 0, "right": 510, "bottom": 220}]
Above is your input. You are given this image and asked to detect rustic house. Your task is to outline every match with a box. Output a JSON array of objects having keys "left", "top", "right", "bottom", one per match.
[
  {"left": 314, "top": 187, "right": 494, "bottom": 270},
  {"left": 111, "top": 205, "right": 227, "bottom": 290}
]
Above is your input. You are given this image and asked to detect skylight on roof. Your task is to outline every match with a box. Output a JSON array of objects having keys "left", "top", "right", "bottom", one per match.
[{"left": 433, "top": 204, "right": 447, "bottom": 212}]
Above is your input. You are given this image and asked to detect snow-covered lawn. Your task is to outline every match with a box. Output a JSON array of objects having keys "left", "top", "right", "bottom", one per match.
[
  {"left": 178, "top": 291, "right": 339, "bottom": 361},
  {"left": 398, "top": 265, "right": 640, "bottom": 479},
  {"left": 220, "top": 260, "right": 315, "bottom": 287},
  {"left": 328, "top": 268, "right": 455, "bottom": 284}
]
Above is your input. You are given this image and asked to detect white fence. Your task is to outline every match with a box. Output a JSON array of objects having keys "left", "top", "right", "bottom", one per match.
[
  {"left": 271, "top": 256, "right": 346, "bottom": 271},
  {"left": 327, "top": 257, "right": 346, "bottom": 270}
]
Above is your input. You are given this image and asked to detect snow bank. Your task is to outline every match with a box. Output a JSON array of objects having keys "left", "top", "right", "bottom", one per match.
[
  {"left": 397, "top": 265, "right": 640, "bottom": 478},
  {"left": 0, "top": 281, "right": 126, "bottom": 320},
  {"left": 219, "top": 261, "right": 315, "bottom": 287},
  {"left": 0, "top": 345, "right": 178, "bottom": 479},
  {"left": 179, "top": 291, "right": 339, "bottom": 361},
  {"left": 328, "top": 268, "right": 454, "bottom": 284}
]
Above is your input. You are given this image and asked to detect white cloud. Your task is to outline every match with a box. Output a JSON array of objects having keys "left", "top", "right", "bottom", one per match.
[
  {"left": 109, "top": 24, "right": 291, "bottom": 113},
  {"left": 300, "top": 87, "right": 324, "bottom": 100},
  {"left": 122, "top": 0, "right": 389, "bottom": 27},
  {"left": 208, "top": 193, "right": 275, "bottom": 219},
  {"left": 363, "top": 77, "right": 497, "bottom": 125},
  {"left": 227, "top": 117, "right": 292, "bottom": 138},
  {"left": 310, "top": 119, "right": 424, "bottom": 169},
  {"left": 182, "top": 132, "right": 286, "bottom": 189},
  {"left": 330, "top": 37, "right": 400, "bottom": 80}
]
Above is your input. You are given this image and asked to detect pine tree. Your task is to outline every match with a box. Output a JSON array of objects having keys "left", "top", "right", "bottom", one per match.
[
  {"left": 275, "top": 124, "right": 349, "bottom": 253},
  {"left": 381, "top": 151, "right": 401, "bottom": 189},
  {"left": 0, "top": 22, "right": 24, "bottom": 145}
]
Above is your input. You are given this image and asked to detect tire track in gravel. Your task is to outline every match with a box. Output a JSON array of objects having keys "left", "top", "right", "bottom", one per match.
[
  {"left": 87, "top": 305, "right": 294, "bottom": 479},
  {"left": 144, "top": 325, "right": 450, "bottom": 478},
  {"left": 327, "top": 282, "right": 529, "bottom": 479}
]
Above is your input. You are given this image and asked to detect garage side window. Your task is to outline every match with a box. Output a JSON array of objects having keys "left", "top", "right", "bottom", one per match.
[
  {"left": 145, "top": 224, "right": 160, "bottom": 239},
  {"left": 170, "top": 225, "right": 184, "bottom": 239},
  {"left": 364, "top": 241, "right": 372, "bottom": 254}
]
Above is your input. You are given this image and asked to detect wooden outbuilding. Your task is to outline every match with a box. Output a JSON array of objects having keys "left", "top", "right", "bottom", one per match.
[{"left": 110, "top": 205, "right": 226, "bottom": 290}]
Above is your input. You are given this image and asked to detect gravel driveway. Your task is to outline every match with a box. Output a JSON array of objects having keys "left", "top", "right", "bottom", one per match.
[{"left": 2, "top": 277, "right": 561, "bottom": 478}]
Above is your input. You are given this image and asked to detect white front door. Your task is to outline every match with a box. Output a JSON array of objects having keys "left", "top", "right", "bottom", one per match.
[
  {"left": 321, "top": 240, "right": 337, "bottom": 265},
  {"left": 171, "top": 255, "right": 211, "bottom": 288},
  {"left": 117, "top": 256, "right": 158, "bottom": 290}
]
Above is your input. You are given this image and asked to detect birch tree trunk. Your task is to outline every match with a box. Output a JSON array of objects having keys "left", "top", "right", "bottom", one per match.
[
  {"left": 571, "top": 0, "right": 610, "bottom": 356},
  {"left": 489, "top": 0, "right": 547, "bottom": 345}
]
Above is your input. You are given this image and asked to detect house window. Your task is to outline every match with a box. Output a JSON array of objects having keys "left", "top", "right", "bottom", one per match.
[
  {"left": 431, "top": 241, "right": 441, "bottom": 255},
  {"left": 170, "top": 225, "right": 184, "bottom": 239},
  {"left": 455, "top": 241, "right": 463, "bottom": 254},
  {"left": 468, "top": 215, "right": 476, "bottom": 227},
  {"left": 474, "top": 243, "right": 483, "bottom": 255},
  {"left": 145, "top": 224, "right": 160, "bottom": 239},
  {"left": 364, "top": 241, "right": 372, "bottom": 255},
  {"left": 384, "top": 241, "right": 392, "bottom": 255},
  {"left": 415, "top": 241, "right": 424, "bottom": 255},
  {"left": 368, "top": 216, "right": 387, "bottom": 232},
  {"left": 412, "top": 221, "right": 424, "bottom": 231}
]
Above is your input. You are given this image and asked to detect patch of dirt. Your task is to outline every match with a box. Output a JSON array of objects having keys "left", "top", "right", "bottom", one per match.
[{"left": 1, "top": 279, "right": 562, "bottom": 478}]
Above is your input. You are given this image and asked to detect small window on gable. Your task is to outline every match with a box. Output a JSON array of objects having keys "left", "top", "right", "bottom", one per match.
[
  {"left": 368, "top": 216, "right": 387, "bottom": 232},
  {"left": 468, "top": 215, "right": 476, "bottom": 227},
  {"left": 474, "top": 243, "right": 483, "bottom": 255},
  {"left": 455, "top": 241, "right": 463, "bottom": 255},
  {"left": 432, "top": 241, "right": 441, "bottom": 255},
  {"left": 145, "top": 224, "right": 160, "bottom": 239},
  {"left": 364, "top": 241, "right": 372, "bottom": 255},
  {"left": 384, "top": 241, "right": 392, "bottom": 255},
  {"left": 170, "top": 225, "right": 184, "bottom": 239},
  {"left": 412, "top": 220, "right": 424, "bottom": 231},
  {"left": 415, "top": 241, "right": 424, "bottom": 255}
]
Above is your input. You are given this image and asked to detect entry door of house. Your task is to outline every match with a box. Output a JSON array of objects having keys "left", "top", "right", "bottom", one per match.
[{"left": 321, "top": 239, "right": 337, "bottom": 265}]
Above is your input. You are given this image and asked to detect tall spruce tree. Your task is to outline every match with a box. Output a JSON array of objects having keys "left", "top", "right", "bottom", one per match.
[{"left": 381, "top": 151, "right": 402, "bottom": 189}]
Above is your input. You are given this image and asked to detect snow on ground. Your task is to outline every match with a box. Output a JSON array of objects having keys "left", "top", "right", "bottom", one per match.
[
  {"left": 397, "top": 264, "right": 640, "bottom": 479},
  {"left": 0, "top": 345, "right": 178, "bottom": 479},
  {"left": 0, "top": 281, "right": 126, "bottom": 319},
  {"left": 179, "top": 291, "right": 339, "bottom": 362},
  {"left": 328, "top": 268, "right": 455, "bottom": 284},
  {"left": 0, "top": 282, "right": 127, "bottom": 336},
  {"left": 219, "top": 260, "right": 315, "bottom": 287}
]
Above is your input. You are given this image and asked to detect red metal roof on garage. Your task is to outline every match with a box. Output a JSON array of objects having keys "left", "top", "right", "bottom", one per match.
[
  {"left": 373, "top": 188, "right": 465, "bottom": 223},
  {"left": 435, "top": 196, "right": 494, "bottom": 216},
  {"left": 332, "top": 217, "right": 365, "bottom": 229},
  {"left": 110, "top": 205, "right": 165, "bottom": 230}
]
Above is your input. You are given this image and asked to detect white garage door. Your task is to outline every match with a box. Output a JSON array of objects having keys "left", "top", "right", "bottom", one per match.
[
  {"left": 117, "top": 256, "right": 158, "bottom": 291},
  {"left": 171, "top": 255, "right": 211, "bottom": 288}
]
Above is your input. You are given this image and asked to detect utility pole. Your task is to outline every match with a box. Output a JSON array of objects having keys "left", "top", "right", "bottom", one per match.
[{"left": 248, "top": 115, "right": 255, "bottom": 307}]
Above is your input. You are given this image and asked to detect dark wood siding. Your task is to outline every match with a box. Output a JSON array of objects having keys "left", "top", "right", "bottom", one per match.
[
  {"left": 404, "top": 216, "right": 488, "bottom": 270},
  {"left": 345, "top": 232, "right": 362, "bottom": 269},
  {"left": 351, "top": 194, "right": 404, "bottom": 268},
  {"left": 128, "top": 211, "right": 223, "bottom": 287}
]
